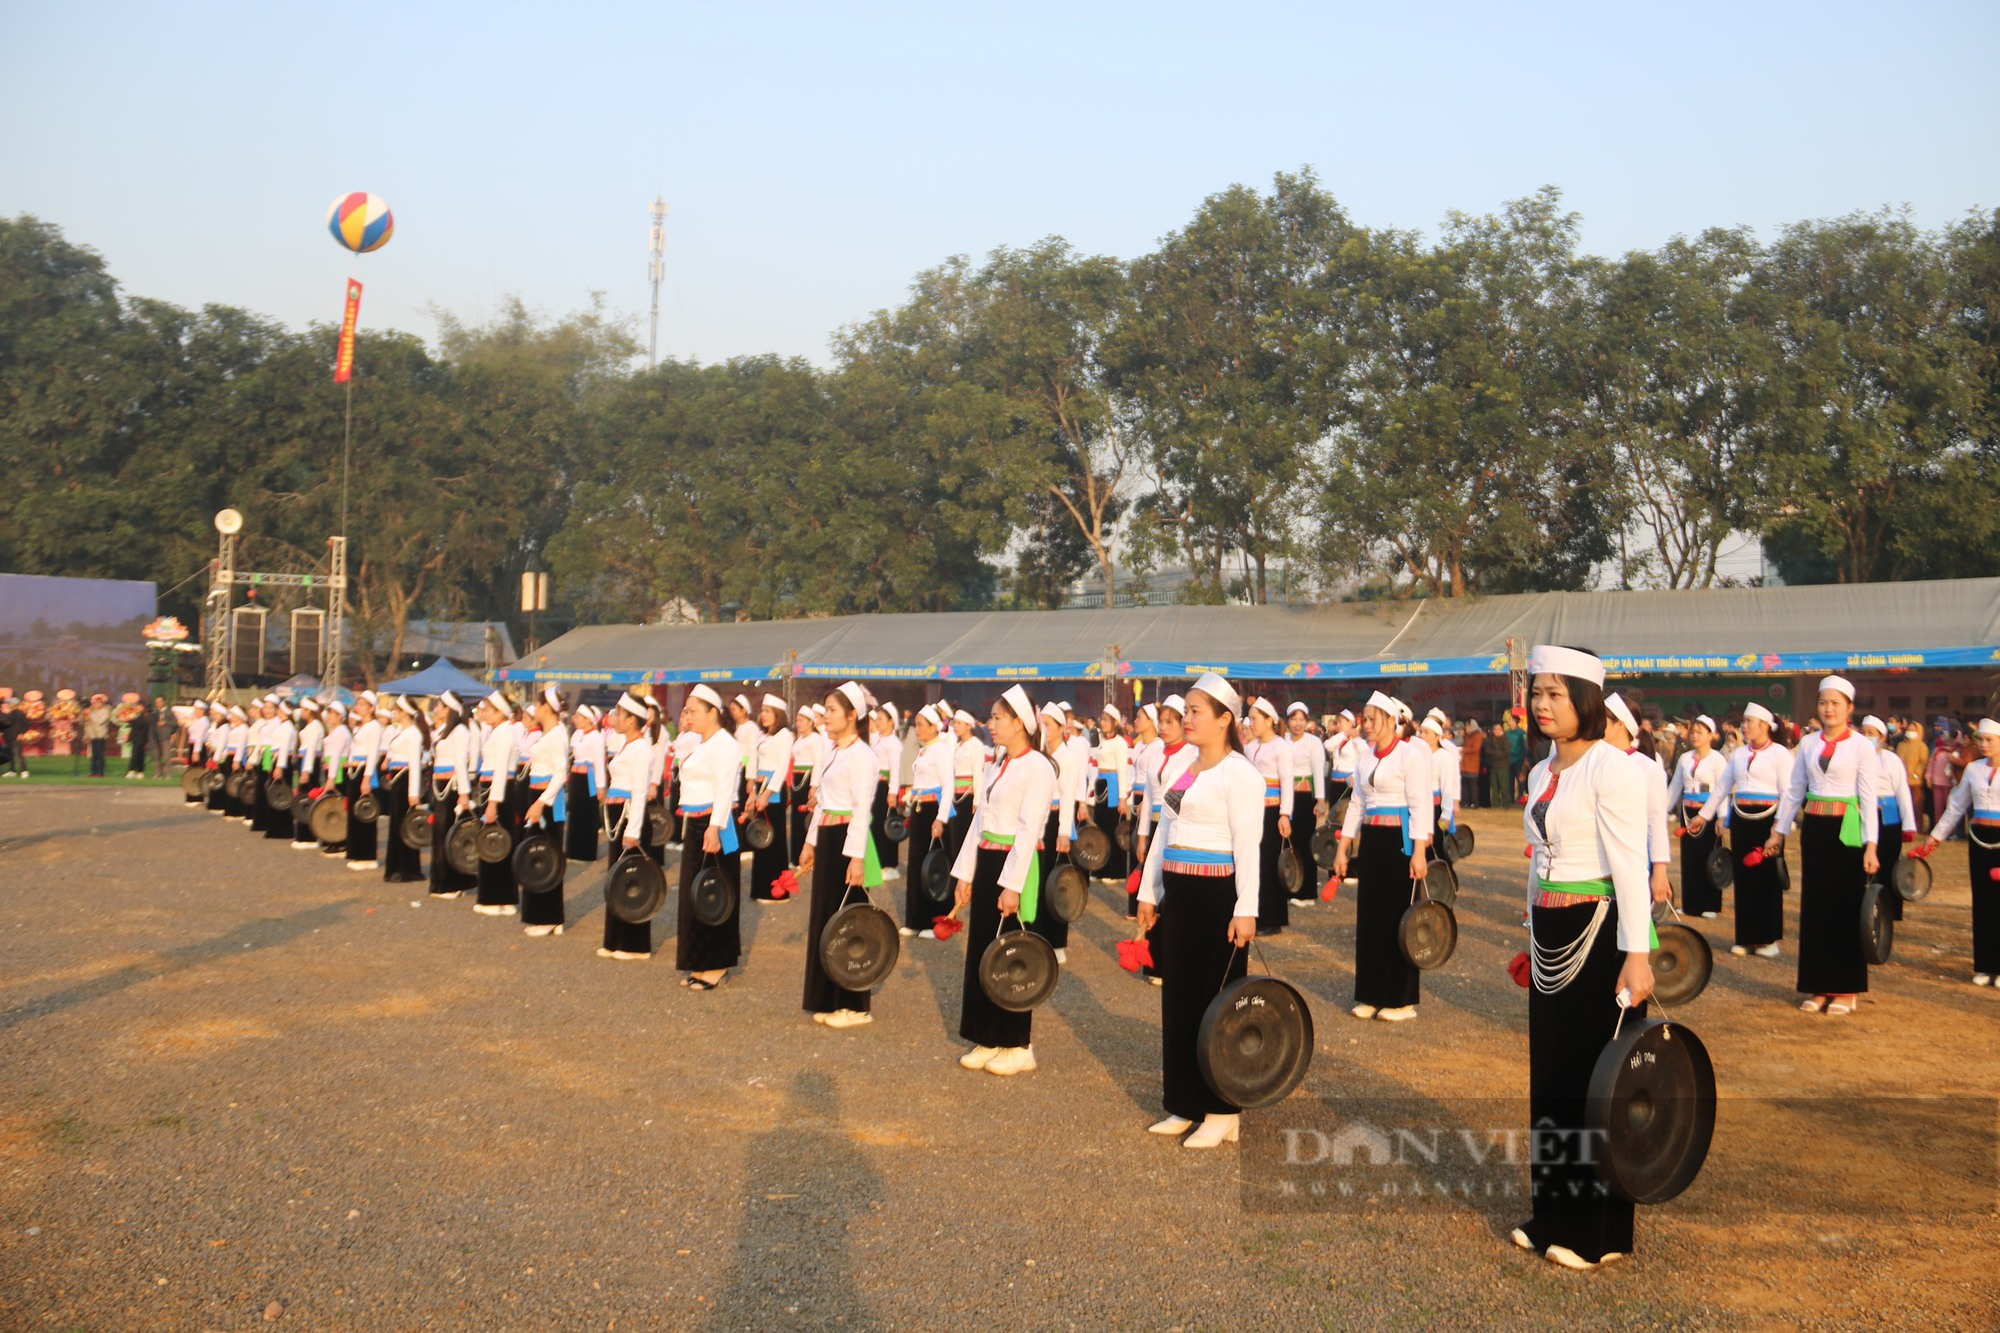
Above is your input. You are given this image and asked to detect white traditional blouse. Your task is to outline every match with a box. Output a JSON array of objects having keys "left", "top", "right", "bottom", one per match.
[
  {"left": 604, "top": 733, "right": 653, "bottom": 832},
  {"left": 1290, "top": 732, "right": 1326, "bottom": 800},
  {"left": 1775, "top": 729, "right": 1882, "bottom": 844},
  {"left": 349, "top": 718, "right": 383, "bottom": 785},
  {"left": 1138, "top": 741, "right": 1195, "bottom": 839},
  {"left": 1338, "top": 738, "right": 1436, "bottom": 845},
  {"left": 806, "top": 736, "right": 881, "bottom": 861},
  {"left": 1523, "top": 742, "right": 1653, "bottom": 953},
  {"left": 569, "top": 726, "right": 605, "bottom": 796},
  {"left": 1052, "top": 735, "right": 1091, "bottom": 838},
  {"left": 911, "top": 734, "right": 956, "bottom": 822},
  {"left": 1627, "top": 747, "right": 1670, "bottom": 865},
  {"left": 296, "top": 719, "right": 325, "bottom": 775},
  {"left": 525, "top": 722, "right": 570, "bottom": 789},
  {"left": 1424, "top": 737, "right": 1457, "bottom": 830},
  {"left": 754, "top": 728, "right": 795, "bottom": 806},
  {"left": 320, "top": 723, "right": 351, "bottom": 776},
  {"left": 432, "top": 723, "right": 473, "bottom": 800},
  {"left": 954, "top": 734, "right": 987, "bottom": 810},
  {"left": 1698, "top": 741, "right": 1796, "bottom": 824},
  {"left": 871, "top": 730, "right": 905, "bottom": 784},
  {"left": 381, "top": 722, "right": 425, "bottom": 786},
  {"left": 1137, "top": 751, "right": 1265, "bottom": 916},
  {"left": 677, "top": 728, "right": 742, "bottom": 817},
  {"left": 1325, "top": 732, "right": 1362, "bottom": 780},
  {"left": 474, "top": 721, "right": 516, "bottom": 801},
  {"left": 950, "top": 747, "right": 1058, "bottom": 894},
  {"left": 1244, "top": 736, "right": 1295, "bottom": 816},
  {"left": 1094, "top": 734, "right": 1133, "bottom": 806},
  {"left": 1930, "top": 758, "right": 2000, "bottom": 841},
  {"left": 1872, "top": 745, "right": 1916, "bottom": 829},
  {"left": 1664, "top": 748, "right": 1728, "bottom": 814}
]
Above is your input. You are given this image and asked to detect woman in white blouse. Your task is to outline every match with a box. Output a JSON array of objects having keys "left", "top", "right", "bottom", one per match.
[
  {"left": 1770, "top": 676, "right": 1881, "bottom": 1016},
  {"left": 1092, "top": 707, "right": 1133, "bottom": 883},
  {"left": 1921, "top": 718, "right": 2000, "bottom": 985},
  {"left": 1332, "top": 693, "right": 1434, "bottom": 1022},
  {"left": 1030, "top": 702, "right": 1086, "bottom": 963},
  {"left": 947, "top": 708, "right": 984, "bottom": 864},
  {"left": 949, "top": 684, "right": 1059, "bottom": 1075},
  {"left": 598, "top": 696, "right": 656, "bottom": 960},
  {"left": 1664, "top": 716, "right": 1728, "bottom": 917},
  {"left": 518, "top": 687, "right": 572, "bottom": 936},
  {"left": 1136, "top": 673, "right": 1262, "bottom": 1147},
  {"left": 787, "top": 705, "right": 823, "bottom": 867},
  {"left": 798, "top": 681, "right": 884, "bottom": 1028},
  {"left": 1690, "top": 703, "right": 1795, "bottom": 957},
  {"left": 746, "top": 694, "right": 795, "bottom": 903},
  {"left": 375, "top": 697, "right": 426, "bottom": 884},
  {"left": 466, "top": 693, "right": 520, "bottom": 915},
  {"left": 1285, "top": 703, "right": 1327, "bottom": 906},
  {"left": 673, "top": 684, "right": 744, "bottom": 989},
  {"left": 428, "top": 693, "right": 477, "bottom": 898},
  {"left": 868, "top": 706, "right": 905, "bottom": 879},
  {"left": 316, "top": 704, "right": 350, "bottom": 855},
  {"left": 901, "top": 705, "right": 955, "bottom": 935},
  {"left": 565, "top": 704, "right": 605, "bottom": 865},
  {"left": 1513, "top": 645, "right": 1655, "bottom": 1271},
  {"left": 1860, "top": 716, "right": 1917, "bottom": 923},
  {"left": 1243, "top": 699, "right": 1294, "bottom": 936}
]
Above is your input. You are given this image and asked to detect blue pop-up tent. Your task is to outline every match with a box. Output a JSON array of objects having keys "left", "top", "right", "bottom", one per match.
[{"left": 376, "top": 657, "right": 489, "bottom": 698}]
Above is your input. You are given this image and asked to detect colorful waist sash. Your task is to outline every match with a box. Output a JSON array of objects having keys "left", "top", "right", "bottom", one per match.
[
  {"left": 1802, "top": 794, "right": 1864, "bottom": 846},
  {"left": 1163, "top": 846, "right": 1234, "bottom": 877}
]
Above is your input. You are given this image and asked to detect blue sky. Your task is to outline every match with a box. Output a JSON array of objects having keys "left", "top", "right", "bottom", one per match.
[{"left": 3, "top": 2, "right": 1995, "bottom": 367}]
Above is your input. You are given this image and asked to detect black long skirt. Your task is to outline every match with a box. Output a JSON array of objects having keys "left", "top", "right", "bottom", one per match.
[
  {"left": 600, "top": 803, "right": 651, "bottom": 955},
  {"left": 262, "top": 770, "right": 293, "bottom": 840},
  {"left": 474, "top": 785, "right": 521, "bottom": 908},
  {"left": 1256, "top": 805, "right": 1289, "bottom": 935},
  {"left": 1680, "top": 820, "right": 1721, "bottom": 916},
  {"left": 1289, "top": 791, "right": 1318, "bottom": 901},
  {"left": 1729, "top": 809, "right": 1781, "bottom": 948},
  {"left": 870, "top": 780, "right": 899, "bottom": 872},
  {"left": 946, "top": 791, "right": 974, "bottom": 863},
  {"left": 1525, "top": 900, "right": 1643, "bottom": 1263},
  {"left": 1029, "top": 809, "right": 1068, "bottom": 951},
  {"left": 1092, "top": 788, "right": 1129, "bottom": 881},
  {"left": 1352, "top": 823, "right": 1419, "bottom": 1009},
  {"left": 1876, "top": 814, "right": 1905, "bottom": 921},
  {"left": 563, "top": 772, "right": 599, "bottom": 863},
  {"left": 431, "top": 800, "right": 477, "bottom": 895},
  {"left": 1796, "top": 813, "right": 1868, "bottom": 996},
  {"left": 518, "top": 800, "right": 565, "bottom": 927},
  {"left": 903, "top": 801, "right": 941, "bottom": 927},
  {"left": 750, "top": 795, "right": 790, "bottom": 901},
  {"left": 676, "top": 813, "right": 741, "bottom": 972},
  {"left": 382, "top": 776, "right": 424, "bottom": 882},
  {"left": 291, "top": 769, "right": 318, "bottom": 844},
  {"left": 1970, "top": 830, "right": 2000, "bottom": 974},
  {"left": 346, "top": 773, "right": 380, "bottom": 864},
  {"left": 802, "top": 823, "right": 873, "bottom": 1016},
  {"left": 787, "top": 776, "right": 813, "bottom": 867},
  {"left": 1156, "top": 870, "right": 1248, "bottom": 1120},
  {"left": 959, "top": 846, "right": 1032, "bottom": 1049},
  {"left": 245, "top": 767, "right": 268, "bottom": 829},
  {"left": 206, "top": 760, "right": 228, "bottom": 813}
]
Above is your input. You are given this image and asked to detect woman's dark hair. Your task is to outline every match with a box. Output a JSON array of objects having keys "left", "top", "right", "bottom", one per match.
[
  {"left": 825, "top": 689, "right": 857, "bottom": 724},
  {"left": 409, "top": 710, "right": 433, "bottom": 748}
]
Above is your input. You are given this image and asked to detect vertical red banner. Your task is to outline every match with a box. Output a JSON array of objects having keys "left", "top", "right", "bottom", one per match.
[{"left": 333, "top": 279, "right": 364, "bottom": 383}]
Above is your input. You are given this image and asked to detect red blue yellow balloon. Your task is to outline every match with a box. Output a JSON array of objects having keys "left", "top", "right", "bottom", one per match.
[{"left": 326, "top": 192, "right": 394, "bottom": 254}]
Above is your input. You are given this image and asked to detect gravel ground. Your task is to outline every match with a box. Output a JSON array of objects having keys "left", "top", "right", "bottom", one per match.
[{"left": 2, "top": 787, "right": 1996, "bottom": 1330}]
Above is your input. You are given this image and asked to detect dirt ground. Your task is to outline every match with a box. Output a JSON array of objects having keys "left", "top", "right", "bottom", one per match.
[{"left": 2, "top": 787, "right": 1995, "bottom": 1331}]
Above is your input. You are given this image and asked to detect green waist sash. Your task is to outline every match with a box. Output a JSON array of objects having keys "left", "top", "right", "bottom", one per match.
[
  {"left": 1802, "top": 793, "right": 1865, "bottom": 848},
  {"left": 1534, "top": 876, "right": 1657, "bottom": 949},
  {"left": 978, "top": 832, "right": 1041, "bottom": 923}
]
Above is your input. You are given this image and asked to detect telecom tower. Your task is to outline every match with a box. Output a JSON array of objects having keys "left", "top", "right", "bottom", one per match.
[{"left": 647, "top": 196, "right": 669, "bottom": 369}]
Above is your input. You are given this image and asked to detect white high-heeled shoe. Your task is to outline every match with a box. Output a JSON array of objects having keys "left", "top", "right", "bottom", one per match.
[
  {"left": 1148, "top": 1115, "right": 1193, "bottom": 1136},
  {"left": 1182, "top": 1114, "right": 1239, "bottom": 1148}
]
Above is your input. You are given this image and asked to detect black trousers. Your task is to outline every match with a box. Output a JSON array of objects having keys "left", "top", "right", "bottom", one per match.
[
  {"left": 959, "top": 846, "right": 1031, "bottom": 1049},
  {"left": 1029, "top": 809, "right": 1067, "bottom": 951},
  {"left": 1729, "top": 809, "right": 1781, "bottom": 948},
  {"left": 676, "top": 812, "right": 741, "bottom": 972},
  {"left": 564, "top": 772, "right": 600, "bottom": 863},
  {"left": 802, "top": 823, "right": 873, "bottom": 1015},
  {"left": 787, "top": 777, "right": 814, "bottom": 866},
  {"left": 600, "top": 802, "right": 652, "bottom": 954},
  {"left": 1679, "top": 816, "right": 1720, "bottom": 915},
  {"left": 1352, "top": 823, "right": 1419, "bottom": 1009},
  {"left": 88, "top": 738, "right": 107, "bottom": 776},
  {"left": 1256, "top": 805, "right": 1288, "bottom": 934},
  {"left": 1156, "top": 870, "right": 1248, "bottom": 1120},
  {"left": 1525, "top": 900, "right": 1644, "bottom": 1263},
  {"left": 1796, "top": 813, "right": 1868, "bottom": 996}
]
